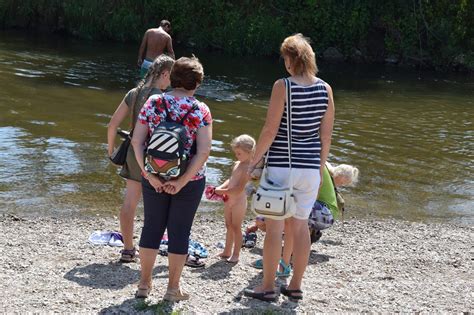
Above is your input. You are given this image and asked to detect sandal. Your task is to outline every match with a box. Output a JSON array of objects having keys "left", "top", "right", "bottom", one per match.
[
  {"left": 120, "top": 247, "right": 137, "bottom": 263},
  {"left": 251, "top": 259, "right": 290, "bottom": 277},
  {"left": 251, "top": 258, "right": 263, "bottom": 269},
  {"left": 276, "top": 259, "right": 292, "bottom": 277},
  {"left": 185, "top": 254, "right": 205, "bottom": 268},
  {"left": 163, "top": 288, "right": 190, "bottom": 302},
  {"left": 135, "top": 285, "right": 152, "bottom": 299},
  {"left": 280, "top": 285, "right": 303, "bottom": 301},
  {"left": 243, "top": 288, "right": 278, "bottom": 302}
]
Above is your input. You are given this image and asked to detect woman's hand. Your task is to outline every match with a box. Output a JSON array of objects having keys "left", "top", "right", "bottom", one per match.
[
  {"left": 162, "top": 177, "right": 188, "bottom": 195},
  {"left": 107, "top": 100, "right": 129, "bottom": 163},
  {"left": 148, "top": 174, "right": 165, "bottom": 192},
  {"left": 247, "top": 163, "right": 257, "bottom": 177},
  {"left": 108, "top": 147, "right": 122, "bottom": 167}
]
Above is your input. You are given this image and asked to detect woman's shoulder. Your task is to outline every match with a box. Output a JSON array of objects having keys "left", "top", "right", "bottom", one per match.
[
  {"left": 316, "top": 77, "right": 332, "bottom": 92},
  {"left": 142, "top": 93, "right": 164, "bottom": 107},
  {"left": 195, "top": 99, "right": 210, "bottom": 113},
  {"left": 273, "top": 78, "right": 286, "bottom": 88},
  {"left": 138, "top": 93, "right": 163, "bottom": 114},
  {"left": 124, "top": 87, "right": 138, "bottom": 106},
  {"left": 184, "top": 96, "right": 211, "bottom": 115}
]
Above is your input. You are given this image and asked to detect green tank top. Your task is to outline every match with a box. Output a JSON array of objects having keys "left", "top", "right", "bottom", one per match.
[
  {"left": 125, "top": 86, "right": 162, "bottom": 129},
  {"left": 317, "top": 166, "right": 340, "bottom": 219}
]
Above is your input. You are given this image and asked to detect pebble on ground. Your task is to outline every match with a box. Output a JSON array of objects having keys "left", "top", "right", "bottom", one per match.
[{"left": 0, "top": 214, "right": 472, "bottom": 313}]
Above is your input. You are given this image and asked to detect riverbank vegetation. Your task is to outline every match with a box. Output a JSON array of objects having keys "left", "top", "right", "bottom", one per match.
[{"left": 0, "top": 0, "right": 472, "bottom": 71}]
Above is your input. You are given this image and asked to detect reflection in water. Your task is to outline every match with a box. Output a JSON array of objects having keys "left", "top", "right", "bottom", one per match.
[{"left": 0, "top": 31, "right": 472, "bottom": 224}]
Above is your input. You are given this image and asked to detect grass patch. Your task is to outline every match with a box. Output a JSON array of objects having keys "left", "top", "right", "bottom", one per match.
[{"left": 134, "top": 299, "right": 181, "bottom": 315}]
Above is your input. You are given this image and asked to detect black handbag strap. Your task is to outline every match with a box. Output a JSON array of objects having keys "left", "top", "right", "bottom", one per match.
[
  {"left": 157, "top": 94, "right": 200, "bottom": 155},
  {"left": 161, "top": 94, "right": 199, "bottom": 124},
  {"left": 284, "top": 78, "right": 293, "bottom": 168}
]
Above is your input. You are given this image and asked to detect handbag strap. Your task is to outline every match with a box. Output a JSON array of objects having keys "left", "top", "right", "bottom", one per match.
[
  {"left": 284, "top": 78, "right": 294, "bottom": 193},
  {"left": 260, "top": 78, "right": 294, "bottom": 192}
]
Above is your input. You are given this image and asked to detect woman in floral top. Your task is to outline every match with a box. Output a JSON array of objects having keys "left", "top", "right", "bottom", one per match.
[{"left": 131, "top": 57, "right": 212, "bottom": 301}]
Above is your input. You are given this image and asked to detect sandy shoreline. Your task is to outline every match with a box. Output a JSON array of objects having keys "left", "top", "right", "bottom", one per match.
[{"left": 0, "top": 213, "right": 472, "bottom": 313}]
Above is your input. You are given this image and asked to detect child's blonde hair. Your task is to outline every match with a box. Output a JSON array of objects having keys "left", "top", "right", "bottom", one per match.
[
  {"left": 331, "top": 164, "right": 359, "bottom": 186},
  {"left": 231, "top": 134, "right": 256, "bottom": 153}
]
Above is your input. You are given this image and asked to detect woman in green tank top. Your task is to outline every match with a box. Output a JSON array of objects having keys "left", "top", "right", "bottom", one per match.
[{"left": 107, "top": 55, "right": 175, "bottom": 262}]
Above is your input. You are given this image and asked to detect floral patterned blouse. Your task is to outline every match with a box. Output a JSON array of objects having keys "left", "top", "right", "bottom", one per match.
[{"left": 138, "top": 93, "right": 212, "bottom": 180}]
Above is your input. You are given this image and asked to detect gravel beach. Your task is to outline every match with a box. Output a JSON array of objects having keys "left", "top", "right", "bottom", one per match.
[{"left": 0, "top": 213, "right": 472, "bottom": 313}]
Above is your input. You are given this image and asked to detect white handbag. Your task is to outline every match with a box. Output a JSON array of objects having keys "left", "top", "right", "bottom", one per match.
[{"left": 251, "top": 78, "right": 295, "bottom": 220}]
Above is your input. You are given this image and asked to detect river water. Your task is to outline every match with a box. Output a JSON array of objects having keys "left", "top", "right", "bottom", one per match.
[{"left": 0, "top": 31, "right": 472, "bottom": 225}]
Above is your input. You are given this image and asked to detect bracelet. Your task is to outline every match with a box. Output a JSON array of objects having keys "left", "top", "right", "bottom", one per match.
[{"left": 141, "top": 171, "right": 151, "bottom": 179}]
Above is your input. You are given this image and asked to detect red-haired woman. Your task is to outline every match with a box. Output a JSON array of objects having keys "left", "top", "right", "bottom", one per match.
[{"left": 245, "top": 34, "right": 335, "bottom": 302}]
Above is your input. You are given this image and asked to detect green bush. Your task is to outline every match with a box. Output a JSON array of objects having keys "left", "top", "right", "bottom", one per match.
[{"left": 0, "top": 0, "right": 472, "bottom": 70}]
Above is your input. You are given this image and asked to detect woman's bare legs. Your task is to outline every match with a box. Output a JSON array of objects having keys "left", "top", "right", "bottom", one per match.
[
  {"left": 167, "top": 253, "right": 187, "bottom": 290},
  {"left": 287, "top": 217, "right": 311, "bottom": 295},
  {"left": 138, "top": 247, "right": 158, "bottom": 289},
  {"left": 259, "top": 218, "right": 285, "bottom": 292},
  {"left": 120, "top": 179, "right": 142, "bottom": 250}
]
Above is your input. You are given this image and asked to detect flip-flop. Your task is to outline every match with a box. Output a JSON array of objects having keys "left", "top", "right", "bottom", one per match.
[
  {"left": 185, "top": 255, "right": 205, "bottom": 268},
  {"left": 251, "top": 258, "right": 263, "bottom": 269},
  {"left": 243, "top": 289, "right": 278, "bottom": 302}
]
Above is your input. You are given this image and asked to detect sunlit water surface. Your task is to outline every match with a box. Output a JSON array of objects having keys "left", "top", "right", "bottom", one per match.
[{"left": 0, "top": 31, "right": 472, "bottom": 225}]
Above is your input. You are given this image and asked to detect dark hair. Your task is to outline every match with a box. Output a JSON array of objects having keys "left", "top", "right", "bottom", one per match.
[
  {"left": 160, "top": 20, "right": 171, "bottom": 28},
  {"left": 170, "top": 56, "right": 204, "bottom": 91}
]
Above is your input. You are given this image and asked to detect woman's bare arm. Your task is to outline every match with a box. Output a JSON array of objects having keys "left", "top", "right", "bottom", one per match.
[
  {"left": 249, "top": 79, "right": 286, "bottom": 170},
  {"left": 107, "top": 99, "right": 129, "bottom": 157},
  {"left": 131, "top": 121, "right": 149, "bottom": 173},
  {"left": 319, "top": 83, "right": 335, "bottom": 185}
]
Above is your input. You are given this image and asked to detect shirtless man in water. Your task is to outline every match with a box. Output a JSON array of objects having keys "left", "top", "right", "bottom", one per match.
[{"left": 137, "top": 20, "right": 175, "bottom": 78}]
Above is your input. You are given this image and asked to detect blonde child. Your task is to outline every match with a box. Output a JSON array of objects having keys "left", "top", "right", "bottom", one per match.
[{"left": 214, "top": 134, "right": 256, "bottom": 263}]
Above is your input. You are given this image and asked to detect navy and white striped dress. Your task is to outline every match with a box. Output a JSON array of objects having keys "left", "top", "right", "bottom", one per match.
[{"left": 267, "top": 78, "right": 328, "bottom": 169}]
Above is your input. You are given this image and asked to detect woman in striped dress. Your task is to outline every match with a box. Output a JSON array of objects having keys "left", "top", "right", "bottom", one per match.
[{"left": 245, "top": 34, "right": 335, "bottom": 302}]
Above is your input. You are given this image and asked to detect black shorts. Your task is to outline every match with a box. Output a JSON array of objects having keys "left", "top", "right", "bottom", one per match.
[{"left": 139, "top": 177, "right": 205, "bottom": 255}]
